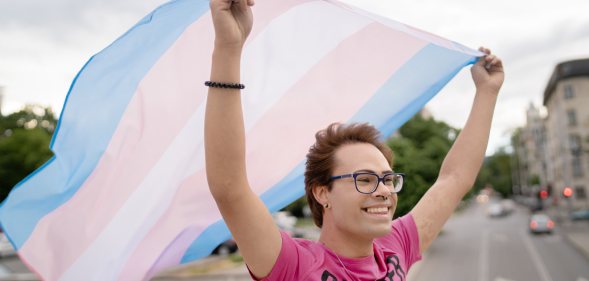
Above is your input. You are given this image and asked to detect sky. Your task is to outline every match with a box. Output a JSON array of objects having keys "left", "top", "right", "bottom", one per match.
[{"left": 1, "top": 0, "right": 588, "bottom": 155}]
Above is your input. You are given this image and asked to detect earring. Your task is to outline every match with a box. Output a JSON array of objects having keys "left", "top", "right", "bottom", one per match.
[{"left": 324, "top": 203, "right": 330, "bottom": 209}]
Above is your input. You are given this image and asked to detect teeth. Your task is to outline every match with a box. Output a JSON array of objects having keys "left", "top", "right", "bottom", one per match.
[{"left": 366, "top": 207, "right": 388, "bottom": 213}]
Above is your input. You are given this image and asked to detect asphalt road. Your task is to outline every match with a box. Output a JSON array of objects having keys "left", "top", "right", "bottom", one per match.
[{"left": 407, "top": 200, "right": 589, "bottom": 281}]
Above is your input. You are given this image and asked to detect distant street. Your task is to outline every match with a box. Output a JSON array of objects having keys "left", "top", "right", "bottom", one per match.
[
  {"left": 2, "top": 199, "right": 588, "bottom": 281},
  {"left": 408, "top": 200, "right": 589, "bottom": 281}
]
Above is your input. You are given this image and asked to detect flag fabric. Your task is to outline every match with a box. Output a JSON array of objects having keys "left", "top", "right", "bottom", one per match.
[{"left": 0, "top": 0, "right": 481, "bottom": 280}]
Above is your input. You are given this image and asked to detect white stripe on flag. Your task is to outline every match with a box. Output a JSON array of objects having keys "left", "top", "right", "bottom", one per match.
[
  {"left": 59, "top": 2, "right": 374, "bottom": 280},
  {"left": 242, "top": 1, "right": 371, "bottom": 130}
]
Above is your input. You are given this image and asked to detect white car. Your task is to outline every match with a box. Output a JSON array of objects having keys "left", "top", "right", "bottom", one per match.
[
  {"left": 487, "top": 203, "right": 506, "bottom": 218},
  {"left": 500, "top": 199, "right": 515, "bottom": 215},
  {"left": 273, "top": 211, "right": 297, "bottom": 232},
  {"left": 529, "top": 214, "right": 554, "bottom": 234}
]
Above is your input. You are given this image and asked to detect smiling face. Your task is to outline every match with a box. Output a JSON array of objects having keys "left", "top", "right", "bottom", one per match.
[{"left": 318, "top": 142, "right": 397, "bottom": 240}]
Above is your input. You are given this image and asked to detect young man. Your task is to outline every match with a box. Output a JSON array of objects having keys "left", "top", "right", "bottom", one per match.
[{"left": 204, "top": 0, "right": 504, "bottom": 280}]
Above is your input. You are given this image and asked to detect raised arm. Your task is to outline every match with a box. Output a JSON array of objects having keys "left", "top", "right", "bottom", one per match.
[
  {"left": 205, "top": 0, "right": 281, "bottom": 278},
  {"left": 410, "top": 47, "right": 504, "bottom": 253}
]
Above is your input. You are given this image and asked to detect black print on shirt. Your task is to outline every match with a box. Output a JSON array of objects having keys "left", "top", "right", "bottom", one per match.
[
  {"left": 321, "top": 270, "right": 342, "bottom": 281},
  {"left": 376, "top": 255, "right": 406, "bottom": 281},
  {"left": 320, "top": 254, "right": 405, "bottom": 281}
]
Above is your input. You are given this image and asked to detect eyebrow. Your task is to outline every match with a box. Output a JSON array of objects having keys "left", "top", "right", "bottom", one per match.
[{"left": 354, "top": 169, "right": 394, "bottom": 174}]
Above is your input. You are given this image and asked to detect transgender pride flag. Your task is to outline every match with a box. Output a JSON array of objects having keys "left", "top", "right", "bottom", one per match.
[{"left": 0, "top": 0, "right": 481, "bottom": 280}]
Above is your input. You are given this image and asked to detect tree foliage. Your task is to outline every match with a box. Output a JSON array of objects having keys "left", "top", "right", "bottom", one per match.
[
  {"left": 388, "top": 115, "right": 458, "bottom": 218},
  {"left": 474, "top": 148, "right": 512, "bottom": 198},
  {"left": 0, "top": 105, "right": 56, "bottom": 202}
]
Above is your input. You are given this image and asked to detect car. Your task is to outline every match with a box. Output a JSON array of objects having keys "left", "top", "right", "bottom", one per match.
[
  {"left": 476, "top": 194, "right": 489, "bottom": 204},
  {"left": 212, "top": 239, "right": 238, "bottom": 256},
  {"left": 273, "top": 211, "right": 297, "bottom": 231},
  {"left": 571, "top": 209, "right": 589, "bottom": 221},
  {"left": 272, "top": 211, "right": 305, "bottom": 238},
  {"left": 500, "top": 199, "right": 515, "bottom": 215},
  {"left": 487, "top": 203, "right": 506, "bottom": 218},
  {"left": 529, "top": 214, "right": 554, "bottom": 234}
]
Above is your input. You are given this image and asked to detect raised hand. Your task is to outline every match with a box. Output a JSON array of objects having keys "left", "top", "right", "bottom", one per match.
[
  {"left": 471, "top": 47, "right": 504, "bottom": 93},
  {"left": 210, "top": 0, "right": 254, "bottom": 50}
]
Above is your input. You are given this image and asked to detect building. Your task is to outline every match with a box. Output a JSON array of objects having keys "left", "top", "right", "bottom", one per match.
[
  {"left": 543, "top": 58, "right": 589, "bottom": 208},
  {"left": 512, "top": 104, "right": 548, "bottom": 196}
]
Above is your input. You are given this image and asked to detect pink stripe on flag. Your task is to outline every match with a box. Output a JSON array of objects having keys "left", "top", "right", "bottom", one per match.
[
  {"left": 19, "top": 20, "right": 211, "bottom": 280},
  {"left": 19, "top": 1, "right": 317, "bottom": 280},
  {"left": 118, "top": 23, "right": 427, "bottom": 279},
  {"left": 119, "top": 171, "right": 214, "bottom": 281}
]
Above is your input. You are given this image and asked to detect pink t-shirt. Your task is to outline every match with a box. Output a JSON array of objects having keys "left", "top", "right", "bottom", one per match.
[{"left": 253, "top": 214, "right": 421, "bottom": 281}]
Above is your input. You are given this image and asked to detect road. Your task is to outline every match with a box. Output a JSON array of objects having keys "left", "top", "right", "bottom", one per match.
[
  {"left": 407, "top": 200, "right": 589, "bottom": 281},
  {"left": 2, "top": 199, "right": 588, "bottom": 281}
]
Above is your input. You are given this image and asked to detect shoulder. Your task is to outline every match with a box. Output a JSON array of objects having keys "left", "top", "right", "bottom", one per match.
[
  {"left": 253, "top": 231, "right": 327, "bottom": 280},
  {"left": 282, "top": 231, "right": 324, "bottom": 255},
  {"left": 375, "top": 214, "right": 422, "bottom": 270},
  {"left": 392, "top": 213, "right": 419, "bottom": 236}
]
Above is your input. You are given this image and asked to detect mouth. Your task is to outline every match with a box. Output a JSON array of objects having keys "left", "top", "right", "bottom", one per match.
[{"left": 362, "top": 206, "right": 391, "bottom": 216}]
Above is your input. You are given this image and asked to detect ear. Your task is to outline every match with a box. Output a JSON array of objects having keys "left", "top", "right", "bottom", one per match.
[{"left": 312, "top": 185, "right": 330, "bottom": 206}]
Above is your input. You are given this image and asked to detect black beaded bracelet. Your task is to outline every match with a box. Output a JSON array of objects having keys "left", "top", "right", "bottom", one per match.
[{"left": 204, "top": 81, "right": 245, "bottom": 90}]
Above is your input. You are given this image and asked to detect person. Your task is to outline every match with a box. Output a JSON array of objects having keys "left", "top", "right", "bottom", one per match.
[{"left": 204, "top": 0, "right": 504, "bottom": 280}]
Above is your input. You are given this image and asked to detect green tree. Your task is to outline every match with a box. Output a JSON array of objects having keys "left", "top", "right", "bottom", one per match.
[
  {"left": 283, "top": 196, "right": 308, "bottom": 218},
  {"left": 0, "top": 105, "right": 56, "bottom": 202},
  {"left": 389, "top": 115, "right": 458, "bottom": 218},
  {"left": 475, "top": 148, "right": 513, "bottom": 198}
]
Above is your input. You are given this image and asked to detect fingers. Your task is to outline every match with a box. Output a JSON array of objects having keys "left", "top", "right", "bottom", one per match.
[
  {"left": 478, "top": 46, "right": 502, "bottom": 70},
  {"left": 478, "top": 46, "right": 491, "bottom": 55},
  {"left": 230, "top": 0, "right": 255, "bottom": 6},
  {"left": 484, "top": 55, "right": 496, "bottom": 69}
]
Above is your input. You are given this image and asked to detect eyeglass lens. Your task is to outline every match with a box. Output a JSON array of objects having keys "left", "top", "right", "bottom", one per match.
[{"left": 355, "top": 174, "right": 402, "bottom": 193}]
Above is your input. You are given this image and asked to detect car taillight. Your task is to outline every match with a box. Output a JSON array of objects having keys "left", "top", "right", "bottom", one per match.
[
  {"left": 547, "top": 220, "right": 554, "bottom": 229},
  {"left": 530, "top": 221, "right": 538, "bottom": 229}
]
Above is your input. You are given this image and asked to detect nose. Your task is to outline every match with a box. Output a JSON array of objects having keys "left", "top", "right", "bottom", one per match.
[{"left": 372, "top": 179, "right": 392, "bottom": 198}]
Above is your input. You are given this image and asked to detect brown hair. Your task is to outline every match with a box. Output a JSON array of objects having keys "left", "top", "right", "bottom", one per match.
[{"left": 304, "top": 122, "right": 393, "bottom": 227}]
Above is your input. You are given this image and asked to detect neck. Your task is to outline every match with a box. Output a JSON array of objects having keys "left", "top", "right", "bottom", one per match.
[{"left": 319, "top": 221, "right": 373, "bottom": 258}]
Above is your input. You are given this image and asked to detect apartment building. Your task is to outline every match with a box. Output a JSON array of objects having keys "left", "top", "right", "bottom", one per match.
[{"left": 543, "top": 58, "right": 589, "bottom": 208}]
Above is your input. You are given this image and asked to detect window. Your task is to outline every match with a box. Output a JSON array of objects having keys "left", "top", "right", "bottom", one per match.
[
  {"left": 564, "top": 84, "right": 574, "bottom": 99},
  {"left": 572, "top": 157, "right": 583, "bottom": 178},
  {"left": 575, "top": 186, "right": 587, "bottom": 199},
  {"left": 567, "top": 110, "right": 577, "bottom": 126},
  {"left": 569, "top": 134, "right": 582, "bottom": 155}
]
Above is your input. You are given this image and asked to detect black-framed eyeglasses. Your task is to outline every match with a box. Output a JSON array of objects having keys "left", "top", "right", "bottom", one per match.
[{"left": 330, "top": 172, "right": 405, "bottom": 194}]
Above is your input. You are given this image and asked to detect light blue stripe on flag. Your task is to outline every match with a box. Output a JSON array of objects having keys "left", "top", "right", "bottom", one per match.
[{"left": 0, "top": 0, "right": 210, "bottom": 249}]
